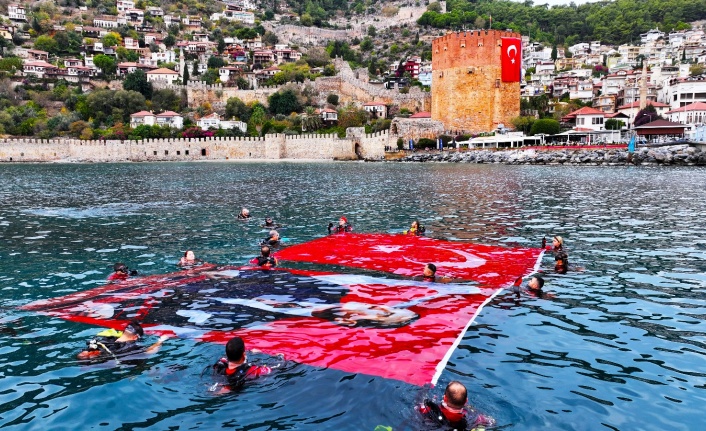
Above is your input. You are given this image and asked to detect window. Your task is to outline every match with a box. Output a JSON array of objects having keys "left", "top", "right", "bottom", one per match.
[
  {"left": 185, "top": 150, "right": 189, "bottom": 155},
  {"left": 153, "top": 151, "right": 157, "bottom": 155},
  {"left": 592, "top": 117, "right": 604, "bottom": 125},
  {"left": 165, "top": 150, "right": 168, "bottom": 155},
  {"left": 176, "top": 151, "right": 180, "bottom": 155}
]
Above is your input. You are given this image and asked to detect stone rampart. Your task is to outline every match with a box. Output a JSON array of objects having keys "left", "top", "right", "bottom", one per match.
[{"left": 0, "top": 131, "right": 392, "bottom": 162}]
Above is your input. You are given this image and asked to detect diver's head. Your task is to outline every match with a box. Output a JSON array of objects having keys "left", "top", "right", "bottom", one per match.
[
  {"left": 423, "top": 263, "right": 437, "bottom": 278},
  {"left": 184, "top": 250, "right": 195, "bottom": 260},
  {"left": 265, "top": 217, "right": 273, "bottom": 224},
  {"left": 339, "top": 216, "right": 347, "bottom": 225},
  {"left": 411, "top": 220, "right": 419, "bottom": 229},
  {"left": 226, "top": 337, "right": 246, "bottom": 362},
  {"left": 241, "top": 208, "right": 249, "bottom": 216},
  {"left": 553, "top": 236, "right": 564, "bottom": 247},
  {"left": 114, "top": 262, "right": 128, "bottom": 274},
  {"left": 269, "top": 230, "right": 279, "bottom": 240},
  {"left": 123, "top": 321, "right": 144, "bottom": 339},
  {"left": 444, "top": 381, "right": 468, "bottom": 409},
  {"left": 260, "top": 245, "right": 271, "bottom": 257},
  {"left": 528, "top": 275, "right": 544, "bottom": 291}
]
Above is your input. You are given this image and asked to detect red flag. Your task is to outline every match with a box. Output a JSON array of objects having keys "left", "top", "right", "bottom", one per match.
[{"left": 501, "top": 37, "right": 522, "bottom": 82}]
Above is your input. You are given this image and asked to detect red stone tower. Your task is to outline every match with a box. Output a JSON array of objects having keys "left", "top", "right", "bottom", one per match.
[{"left": 431, "top": 30, "right": 521, "bottom": 133}]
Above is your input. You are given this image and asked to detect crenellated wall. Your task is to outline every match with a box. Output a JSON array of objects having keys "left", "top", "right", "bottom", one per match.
[{"left": 0, "top": 131, "right": 393, "bottom": 162}]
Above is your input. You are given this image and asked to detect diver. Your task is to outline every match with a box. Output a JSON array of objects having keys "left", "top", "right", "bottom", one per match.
[
  {"left": 237, "top": 208, "right": 251, "bottom": 220},
  {"left": 543, "top": 235, "right": 569, "bottom": 274},
  {"left": 261, "top": 217, "right": 282, "bottom": 229},
  {"left": 108, "top": 262, "right": 138, "bottom": 281},
  {"left": 77, "top": 321, "right": 167, "bottom": 361},
  {"left": 418, "top": 381, "right": 495, "bottom": 431},
  {"left": 328, "top": 216, "right": 353, "bottom": 234},
  {"left": 251, "top": 245, "right": 278, "bottom": 268},
  {"left": 178, "top": 250, "right": 203, "bottom": 267},
  {"left": 261, "top": 230, "right": 281, "bottom": 248},
  {"left": 512, "top": 275, "right": 553, "bottom": 299},
  {"left": 211, "top": 336, "right": 273, "bottom": 391},
  {"left": 403, "top": 220, "right": 426, "bottom": 236},
  {"left": 422, "top": 263, "right": 437, "bottom": 282}
]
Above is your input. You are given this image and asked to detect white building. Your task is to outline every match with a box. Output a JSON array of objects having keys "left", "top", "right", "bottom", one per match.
[
  {"left": 94, "top": 15, "right": 120, "bottom": 28},
  {"left": 146, "top": 67, "right": 180, "bottom": 84},
  {"left": 8, "top": 3, "right": 27, "bottom": 21},
  {"left": 665, "top": 102, "right": 706, "bottom": 126},
  {"left": 22, "top": 60, "right": 57, "bottom": 78},
  {"left": 563, "top": 106, "right": 606, "bottom": 131},
  {"left": 116, "top": 0, "right": 135, "bottom": 13},
  {"left": 363, "top": 102, "right": 387, "bottom": 119},
  {"left": 663, "top": 77, "right": 706, "bottom": 110},
  {"left": 197, "top": 113, "right": 247, "bottom": 132},
  {"left": 155, "top": 111, "right": 184, "bottom": 128},
  {"left": 130, "top": 111, "right": 156, "bottom": 127}
]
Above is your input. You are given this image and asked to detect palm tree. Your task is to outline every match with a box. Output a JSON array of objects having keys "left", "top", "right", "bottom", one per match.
[{"left": 301, "top": 106, "right": 323, "bottom": 132}]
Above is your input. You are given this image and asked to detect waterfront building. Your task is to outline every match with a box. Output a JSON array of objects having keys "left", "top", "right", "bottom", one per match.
[{"left": 665, "top": 102, "right": 706, "bottom": 126}]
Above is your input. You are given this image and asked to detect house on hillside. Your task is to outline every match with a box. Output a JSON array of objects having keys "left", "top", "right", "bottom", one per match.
[
  {"left": 146, "top": 67, "right": 180, "bottom": 84},
  {"left": 363, "top": 102, "right": 388, "bottom": 119},
  {"left": 197, "top": 113, "right": 247, "bottom": 133},
  {"left": 561, "top": 106, "right": 606, "bottom": 131}
]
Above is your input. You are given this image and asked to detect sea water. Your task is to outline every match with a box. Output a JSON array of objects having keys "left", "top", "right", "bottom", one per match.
[{"left": 1, "top": 162, "right": 705, "bottom": 430}]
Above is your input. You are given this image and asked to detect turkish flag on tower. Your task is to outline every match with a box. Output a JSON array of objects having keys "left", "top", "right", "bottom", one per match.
[{"left": 501, "top": 37, "right": 522, "bottom": 82}]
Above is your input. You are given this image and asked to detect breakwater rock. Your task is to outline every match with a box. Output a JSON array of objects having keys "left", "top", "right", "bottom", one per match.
[{"left": 393, "top": 145, "right": 706, "bottom": 166}]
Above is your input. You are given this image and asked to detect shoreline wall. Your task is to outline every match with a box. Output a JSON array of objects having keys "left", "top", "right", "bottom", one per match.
[
  {"left": 0, "top": 131, "right": 391, "bottom": 163},
  {"left": 395, "top": 145, "right": 706, "bottom": 165}
]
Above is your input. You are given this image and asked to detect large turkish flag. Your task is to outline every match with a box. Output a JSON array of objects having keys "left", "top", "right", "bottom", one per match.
[{"left": 501, "top": 37, "right": 522, "bottom": 82}]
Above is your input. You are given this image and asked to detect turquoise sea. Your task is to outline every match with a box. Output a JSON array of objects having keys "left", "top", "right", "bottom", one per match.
[{"left": 1, "top": 162, "right": 705, "bottom": 430}]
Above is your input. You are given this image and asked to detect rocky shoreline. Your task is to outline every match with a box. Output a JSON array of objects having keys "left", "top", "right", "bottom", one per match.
[{"left": 393, "top": 145, "right": 706, "bottom": 166}]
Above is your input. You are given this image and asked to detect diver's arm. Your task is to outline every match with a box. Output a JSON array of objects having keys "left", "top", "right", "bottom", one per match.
[{"left": 145, "top": 335, "right": 168, "bottom": 354}]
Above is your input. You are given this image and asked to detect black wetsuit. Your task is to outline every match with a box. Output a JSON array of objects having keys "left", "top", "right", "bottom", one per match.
[
  {"left": 80, "top": 336, "right": 143, "bottom": 361},
  {"left": 419, "top": 400, "right": 469, "bottom": 430},
  {"left": 212, "top": 358, "right": 271, "bottom": 390},
  {"left": 255, "top": 256, "right": 277, "bottom": 267},
  {"left": 329, "top": 223, "right": 353, "bottom": 234}
]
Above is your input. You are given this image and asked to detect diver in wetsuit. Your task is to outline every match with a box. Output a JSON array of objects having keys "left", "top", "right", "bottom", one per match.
[
  {"left": 77, "top": 321, "right": 166, "bottom": 361},
  {"left": 418, "top": 381, "right": 495, "bottom": 430},
  {"left": 403, "top": 220, "right": 426, "bottom": 236},
  {"left": 261, "top": 230, "right": 281, "bottom": 248},
  {"left": 328, "top": 216, "right": 353, "bottom": 234},
  {"left": 237, "top": 208, "right": 251, "bottom": 220},
  {"left": 211, "top": 336, "right": 272, "bottom": 391},
  {"left": 262, "top": 217, "right": 282, "bottom": 229},
  {"left": 251, "top": 245, "right": 278, "bottom": 268},
  {"left": 108, "top": 262, "right": 138, "bottom": 281}
]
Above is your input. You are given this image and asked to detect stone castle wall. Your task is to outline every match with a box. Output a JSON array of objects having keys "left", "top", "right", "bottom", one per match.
[
  {"left": 431, "top": 30, "right": 521, "bottom": 133},
  {"left": 0, "top": 131, "right": 392, "bottom": 162},
  {"left": 154, "top": 60, "right": 431, "bottom": 114}
]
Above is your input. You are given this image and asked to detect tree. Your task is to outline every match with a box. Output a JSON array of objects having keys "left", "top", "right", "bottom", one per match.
[
  {"left": 34, "top": 35, "right": 58, "bottom": 54},
  {"left": 249, "top": 104, "right": 267, "bottom": 135},
  {"left": 151, "top": 89, "right": 182, "bottom": 112},
  {"left": 262, "top": 31, "right": 279, "bottom": 46},
  {"left": 604, "top": 119, "right": 624, "bottom": 130},
  {"left": 634, "top": 104, "right": 662, "bottom": 126},
  {"left": 367, "top": 25, "right": 377, "bottom": 37},
  {"left": 690, "top": 64, "right": 705, "bottom": 76},
  {"left": 268, "top": 89, "right": 302, "bottom": 116},
  {"left": 182, "top": 62, "right": 189, "bottom": 85},
  {"left": 551, "top": 45, "right": 558, "bottom": 61},
  {"left": 93, "top": 54, "right": 117, "bottom": 76},
  {"left": 217, "top": 38, "right": 226, "bottom": 54},
  {"left": 510, "top": 116, "right": 535, "bottom": 134},
  {"left": 207, "top": 56, "right": 226, "bottom": 69},
  {"left": 360, "top": 37, "right": 373, "bottom": 52},
  {"left": 300, "top": 13, "right": 313, "bottom": 26},
  {"left": 123, "top": 70, "right": 153, "bottom": 99},
  {"left": 301, "top": 106, "right": 322, "bottom": 132},
  {"left": 102, "top": 32, "right": 122, "bottom": 47},
  {"left": 529, "top": 119, "right": 560, "bottom": 136},
  {"left": 338, "top": 104, "right": 368, "bottom": 129},
  {"left": 163, "top": 34, "right": 176, "bottom": 48},
  {"left": 201, "top": 69, "right": 219, "bottom": 85},
  {"left": 427, "top": 2, "right": 442, "bottom": 12},
  {"left": 192, "top": 61, "right": 199, "bottom": 76},
  {"left": 327, "top": 94, "right": 339, "bottom": 106},
  {"left": 304, "top": 46, "right": 330, "bottom": 68},
  {"left": 226, "top": 97, "right": 251, "bottom": 122}
]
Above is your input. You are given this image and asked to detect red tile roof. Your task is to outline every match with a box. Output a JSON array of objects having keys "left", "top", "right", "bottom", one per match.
[
  {"left": 617, "top": 101, "right": 670, "bottom": 110},
  {"left": 665, "top": 102, "right": 706, "bottom": 114},
  {"left": 563, "top": 106, "right": 605, "bottom": 119}
]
